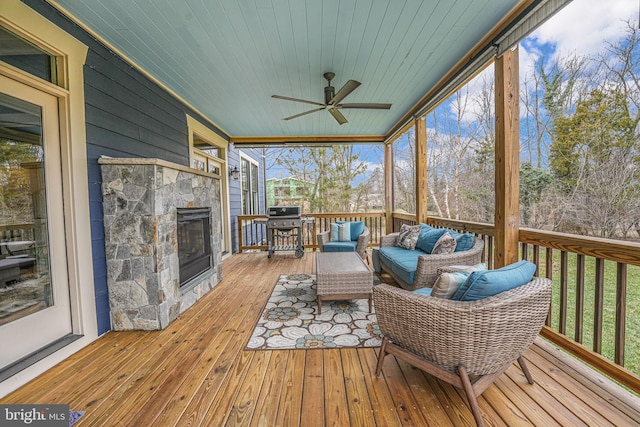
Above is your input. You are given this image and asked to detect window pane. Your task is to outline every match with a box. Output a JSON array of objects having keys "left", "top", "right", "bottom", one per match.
[
  {"left": 0, "top": 27, "right": 56, "bottom": 84},
  {"left": 0, "top": 93, "right": 54, "bottom": 326}
]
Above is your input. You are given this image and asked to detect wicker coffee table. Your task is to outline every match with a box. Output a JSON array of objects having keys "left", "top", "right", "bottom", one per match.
[{"left": 315, "top": 252, "right": 373, "bottom": 314}]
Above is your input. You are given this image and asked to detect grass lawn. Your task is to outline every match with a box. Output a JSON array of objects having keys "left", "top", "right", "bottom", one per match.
[{"left": 530, "top": 249, "right": 640, "bottom": 377}]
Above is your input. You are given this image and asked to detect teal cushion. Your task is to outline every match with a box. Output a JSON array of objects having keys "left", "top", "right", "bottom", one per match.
[
  {"left": 415, "top": 228, "right": 448, "bottom": 253},
  {"left": 323, "top": 241, "right": 358, "bottom": 252},
  {"left": 449, "top": 231, "right": 475, "bottom": 252},
  {"left": 419, "top": 223, "right": 433, "bottom": 230},
  {"left": 371, "top": 248, "right": 381, "bottom": 273},
  {"left": 380, "top": 246, "right": 428, "bottom": 285},
  {"left": 336, "top": 221, "right": 365, "bottom": 241},
  {"left": 412, "top": 287, "right": 432, "bottom": 296},
  {"left": 451, "top": 260, "right": 537, "bottom": 301},
  {"left": 350, "top": 221, "right": 365, "bottom": 241}
]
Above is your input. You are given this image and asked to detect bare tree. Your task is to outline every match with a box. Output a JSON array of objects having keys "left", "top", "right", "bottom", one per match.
[{"left": 393, "top": 129, "right": 416, "bottom": 213}]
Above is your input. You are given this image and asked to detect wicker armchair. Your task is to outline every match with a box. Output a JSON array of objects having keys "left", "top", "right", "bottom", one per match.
[
  {"left": 379, "top": 233, "right": 484, "bottom": 290},
  {"left": 317, "top": 225, "right": 370, "bottom": 259},
  {"left": 374, "top": 277, "right": 552, "bottom": 427}
]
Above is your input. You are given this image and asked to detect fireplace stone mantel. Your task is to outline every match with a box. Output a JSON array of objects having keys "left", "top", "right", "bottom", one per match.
[{"left": 100, "top": 157, "right": 223, "bottom": 330}]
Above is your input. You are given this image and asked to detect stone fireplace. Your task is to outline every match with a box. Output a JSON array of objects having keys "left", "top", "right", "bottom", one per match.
[{"left": 99, "top": 158, "right": 223, "bottom": 331}]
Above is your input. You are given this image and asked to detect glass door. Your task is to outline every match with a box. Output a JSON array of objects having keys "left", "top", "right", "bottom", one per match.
[{"left": 0, "top": 74, "right": 72, "bottom": 370}]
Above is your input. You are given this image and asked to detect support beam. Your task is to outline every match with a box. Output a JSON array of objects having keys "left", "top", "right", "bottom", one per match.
[
  {"left": 494, "top": 47, "right": 520, "bottom": 268},
  {"left": 384, "top": 143, "right": 394, "bottom": 234},
  {"left": 415, "top": 117, "right": 428, "bottom": 225}
]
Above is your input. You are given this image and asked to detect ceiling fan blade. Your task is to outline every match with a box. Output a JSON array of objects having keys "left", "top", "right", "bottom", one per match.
[
  {"left": 282, "top": 107, "right": 326, "bottom": 121},
  {"left": 329, "top": 80, "right": 361, "bottom": 105},
  {"left": 338, "top": 103, "right": 392, "bottom": 109},
  {"left": 328, "top": 108, "right": 348, "bottom": 125},
  {"left": 272, "top": 95, "right": 325, "bottom": 107}
]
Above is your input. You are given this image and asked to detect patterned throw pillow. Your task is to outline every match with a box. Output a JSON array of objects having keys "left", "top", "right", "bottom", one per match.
[
  {"left": 432, "top": 232, "right": 457, "bottom": 254},
  {"left": 396, "top": 224, "right": 421, "bottom": 250},
  {"left": 431, "top": 272, "right": 469, "bottom": 299},
  {"left": 330, "top": 223, "right": 351, "bottom": 242}
]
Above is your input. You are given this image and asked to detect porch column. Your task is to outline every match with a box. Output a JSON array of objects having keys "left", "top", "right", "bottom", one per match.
[
  {"left": 415, "top": 117, "right": 428, "bottom": 225},
  {"left": 494, "top": 47, "right": 520, "bottom": 268},
  {"left": 384, "top": 142, "right": 394, "bottom": 234}
]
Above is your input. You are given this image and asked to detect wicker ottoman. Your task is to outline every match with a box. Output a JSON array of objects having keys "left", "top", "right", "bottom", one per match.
[{"left": 315, "top": 252, "right": 373, "bottom": 314}]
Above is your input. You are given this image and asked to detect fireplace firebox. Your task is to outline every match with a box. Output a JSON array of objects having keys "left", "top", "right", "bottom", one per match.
[{"left": 177, "top": 208, "right": 212, "bottom": 286}]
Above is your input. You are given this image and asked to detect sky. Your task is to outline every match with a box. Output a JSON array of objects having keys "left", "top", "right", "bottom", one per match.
[{"left": 266, "top": 0, "right": 639, "bottom": 181}]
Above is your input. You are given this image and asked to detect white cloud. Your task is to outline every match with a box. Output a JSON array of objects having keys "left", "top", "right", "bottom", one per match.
[{"left": 528, "top": 0, "right": 637, "bottom": 59}]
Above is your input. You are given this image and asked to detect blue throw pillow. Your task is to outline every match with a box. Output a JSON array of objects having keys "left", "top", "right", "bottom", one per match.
[
  {"left": 415, "top": 228, "right": 448, "bottom": 253},
  {"left": 449, "top": 231, "right": 475, "bottom": 252},
  {"left": 350, "top": 221, "right": 365, "bottom": 241},
  {"left": 419, "top": 223, "right": 433, "bottom": 230},
  {"left": 451, "top": 260, "right": 537, "bottom": 301}
]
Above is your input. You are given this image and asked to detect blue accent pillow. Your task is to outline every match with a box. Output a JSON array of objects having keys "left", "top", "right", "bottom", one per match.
[
  {"left": 349, "top": 221, "right": 365, "bottom": 241},
  {"left": 451, "top": 260, "right": 537, "bottom": 301},
  {"left": 415, "top": 228, "right": 448, "bottom": 253},
  {"left": 449, "top": 231, "right": 475, "bottom": 252},
  {"left": 419, "top": 223, "right": 433, "bottom": 230}
]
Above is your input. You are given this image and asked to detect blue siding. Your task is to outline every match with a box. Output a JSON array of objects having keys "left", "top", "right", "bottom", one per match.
[
  {"left": 228, "top": 147, "right": 266, "bottom": 253},
  {"left": 23, "top": 0, "right": 229, "bottom": 334}
]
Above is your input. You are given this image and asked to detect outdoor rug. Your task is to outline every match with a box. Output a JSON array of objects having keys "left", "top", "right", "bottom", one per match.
[{"left": 246, "top": 274, "right": 381, "bottom": 350}]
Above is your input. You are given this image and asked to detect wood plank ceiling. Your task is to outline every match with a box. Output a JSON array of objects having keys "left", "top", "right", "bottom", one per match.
[{"left": 51, "top": 0, "right": 521, "bottom": 139}]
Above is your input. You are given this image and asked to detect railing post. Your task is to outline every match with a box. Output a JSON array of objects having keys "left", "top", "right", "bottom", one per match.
[
  {"left": 615, "top": 262, "right": 627, "bottom": 366},
  {"left": 384, "top": 142, "right": 394, "bottom": 234},
  {"left": 593, "top": 258, "right": 605, "bottom": 354},
  {"left": 415, "top": 117, "right": 427, "bottom": 225},
  {"left": 494, "top": 46, "right": 520, "bottom": 268}
]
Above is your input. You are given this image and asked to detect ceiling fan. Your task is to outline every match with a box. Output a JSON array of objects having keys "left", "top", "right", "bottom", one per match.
[{"left": 272, "top": 72, "right": 392, "bottom": 125}]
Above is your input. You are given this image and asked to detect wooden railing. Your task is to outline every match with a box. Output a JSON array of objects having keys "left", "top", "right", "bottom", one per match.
[
  {"left": 237, "top": 211, "right": 640, "bottom": 392},
  {"left": 0, "top": 223, "right": 35, "bottom": 242},
  {"left": 397, "top": 214, "right": 640, "bottom": 393},
  {"left": 425, "top": 217, "right": 496, "bottom": 269},
  {"left": 390, "top": 212, "right": 417, "bottom": 231},
  {"left": 237, "top": 212, "right": 386, "bottom": 253}
]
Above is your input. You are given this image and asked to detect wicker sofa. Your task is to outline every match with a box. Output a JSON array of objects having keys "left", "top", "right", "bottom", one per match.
[
  {"left": 374, "top": 277, "right": 552, "bottom": 426},
  {"left": 377, "top": 231, "right": 484, "bottom": 290}
]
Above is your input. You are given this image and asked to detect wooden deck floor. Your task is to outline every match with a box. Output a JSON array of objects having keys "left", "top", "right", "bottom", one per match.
[{"left": 2, "top": 252, "right": 640, "bottom": 426}]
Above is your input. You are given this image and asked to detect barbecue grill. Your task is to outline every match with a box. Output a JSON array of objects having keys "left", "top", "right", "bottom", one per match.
[{"left": 263, "top": 206, "right": 314, "bottom": 258}]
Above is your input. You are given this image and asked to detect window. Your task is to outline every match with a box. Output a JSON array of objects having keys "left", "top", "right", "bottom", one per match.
[
  {"left": 241, "top": 156, "right": 260, "bottom": 215},
  {"left": 0, "top": 26, "right": 57, "bottom": 84},
  {"left": 186, "top": 115, "right": 231, "bottom": 254}
]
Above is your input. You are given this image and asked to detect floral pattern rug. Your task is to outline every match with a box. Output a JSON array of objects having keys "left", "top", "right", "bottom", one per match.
[{"left": 246, "top": 274, "right": 381, "bottom": 350}]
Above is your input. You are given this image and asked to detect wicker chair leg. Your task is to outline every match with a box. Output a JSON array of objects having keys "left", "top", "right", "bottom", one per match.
[
  {"left": 375, "top": 337, "right": 388, "bottom": 377},
  {"left": 457, "top": 365, "right": 484, "bottom": 427},
  {"left": 517, "top": 356, "right": 534, "bottom": 384}
]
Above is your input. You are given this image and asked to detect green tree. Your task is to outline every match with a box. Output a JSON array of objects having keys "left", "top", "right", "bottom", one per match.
[
  {"left": 548, "top": 88, "right": 640, "bottom": 237},
  {"left": 519, "top": 162, "right": 552, "bottom": 226},
  {"left": 550, "top": 89, "right": 636, "bottom": 189},
  {"left": 268, "top": 145, "right": 367, "bottom": 213}
]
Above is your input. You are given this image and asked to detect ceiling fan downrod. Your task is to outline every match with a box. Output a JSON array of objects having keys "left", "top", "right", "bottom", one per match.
[{"left": 323, "top": 72, "right": 335, "bottom": 104}]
